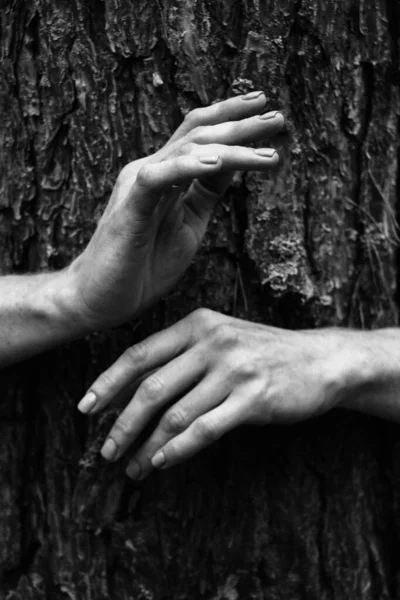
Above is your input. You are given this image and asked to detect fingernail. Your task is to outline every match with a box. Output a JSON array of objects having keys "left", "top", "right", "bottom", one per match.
[
  {"left": 126, "top": 460, "right": 142, "bottom": 479},
  {"left": 77, "top": 391, "right": 97, "bottom": 414},
  {"left": 151, "top": 450, "right": 166, "bottom": 469},
  {"left": 259, "top": 111, "right": 279, "bottom": 120},
  {"left": 101, "top": 438, "right": 118, "bottom": 461},
  {"left": 253, "top": 148, "right": 277, "bottom": 158},
  {"left": 243, "top": 91, "right": 265, "bottom": 101},
  {"left": 199, "top": 155, "right": 220, "bottom": 165}
]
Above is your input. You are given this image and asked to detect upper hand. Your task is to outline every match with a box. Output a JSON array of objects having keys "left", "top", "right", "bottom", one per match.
[
  {"left": 67, "top": 93, "right": 284, "bottom": 331},
  {"left": 78, "top": 309, "right": 353, "bottom": 478}
]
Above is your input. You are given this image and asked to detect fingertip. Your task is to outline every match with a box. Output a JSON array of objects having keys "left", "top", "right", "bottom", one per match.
[
  {"left": 271, "top": 150, "right": 280, "bottom": 165},
  {"left": 241, "top": 90, "right": 265, "bottom": 102},
  {"left": 275, "top": 112, "right": 285, "bottom": 129},
  {"left": 151, "top": 449, "right": 167, "bottom": 469},
  {"left": 259, "top": 110, "right": 285, "bottom": 130},
  {"left": 252, "top": 148, "right": 280, "bottom": 167},
  {"left": 77, "top": 391, "right": 97, "bottom": 414},
  {"left": 126, "top": 459, "right": 143, "bottom": 480},
  {"left": 199, "top": 155, "right": 222, "bottom": 167},
  {"left": 101, "top": 437, "right": 118, "bottom": 461}
]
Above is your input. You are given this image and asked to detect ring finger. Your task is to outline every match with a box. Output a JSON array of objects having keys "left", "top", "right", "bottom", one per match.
[{"left": 125, "top": 370, "right": 232, "bottom": 479}]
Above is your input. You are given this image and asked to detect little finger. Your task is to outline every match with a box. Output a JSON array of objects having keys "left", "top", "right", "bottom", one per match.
[{"left": 150, "top": 394, "right": 247, "bottom": 470}]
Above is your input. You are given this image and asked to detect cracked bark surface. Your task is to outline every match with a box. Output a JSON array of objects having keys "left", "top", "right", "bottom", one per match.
[{"left": 0, "top": 0, "right": 400, "bottom": 598}]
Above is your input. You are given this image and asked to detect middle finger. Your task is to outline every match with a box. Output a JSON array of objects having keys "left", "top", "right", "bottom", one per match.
[
  {"left": 157, "top": 111, "right": 285, "bottom": 162},
  {"left": 100, "top": 347, "right": 207, "bottom": 462}
]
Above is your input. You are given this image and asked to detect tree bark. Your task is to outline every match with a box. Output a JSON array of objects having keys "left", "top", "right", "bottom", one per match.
[{"left": 1, "top": 0, "right": 400, "bottom": 598}]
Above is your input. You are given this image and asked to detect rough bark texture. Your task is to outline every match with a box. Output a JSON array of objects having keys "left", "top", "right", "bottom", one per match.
[{"left": 1, "top": 0, "right": 400, "bottom": 598}]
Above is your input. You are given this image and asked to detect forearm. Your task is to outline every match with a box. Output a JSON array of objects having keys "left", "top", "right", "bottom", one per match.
[
  {"left": 335, "top": 328, "right": 400, "bottom": 421},
  {"left": 0, "top": 269, "right": 87, "bottom": 367}
]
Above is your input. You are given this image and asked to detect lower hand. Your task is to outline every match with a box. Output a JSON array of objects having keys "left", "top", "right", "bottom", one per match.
[
  {"left": 79, "top": 309, "right": 357, "bottom": 478},
  {"left": 67, "top": 93, "right": 284, "bottom": 331}
]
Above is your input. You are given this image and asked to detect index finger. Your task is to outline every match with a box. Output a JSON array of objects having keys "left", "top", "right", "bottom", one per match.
[
  {"left": 77, "top": 317, "right": 193, "bottom": 415},
  {"left": 165, "top": 92, "right": 267, "bottom": 147}
]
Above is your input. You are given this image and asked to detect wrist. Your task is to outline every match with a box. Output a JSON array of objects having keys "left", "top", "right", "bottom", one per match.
[
  {"left": 38, "top": 267, "right": 93, "bottom": 341},
  {"left": 320, "top": 329, "right": 376, "bottom": 411},
  {"left": 304, "top": 328, "right": 371, "bottom": 412},
  {"left": 62, "top": 256, "right": 131, "bottom": 333}
]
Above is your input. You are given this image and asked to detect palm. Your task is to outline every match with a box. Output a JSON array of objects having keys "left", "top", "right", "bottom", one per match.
[
  {"left": 114, "top": 159, "right": 203, "bottom": 310},
  {"left": 145, "top": 194, "right": 201, "bottom": 297}
]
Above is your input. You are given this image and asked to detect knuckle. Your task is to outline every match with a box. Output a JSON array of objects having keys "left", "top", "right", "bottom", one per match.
[
  {"left": 184, "top": 107, "right": 202, "bottom": 127},
  {"left": 186, "top": 125, "right": 206, "bottom": 142},
  {"left": 179, "top": 141, "right": 197, "bottom": 156},
  {"left": 124, "top": 342, "right": 148, "bottom": 365},
  {"left": 117, "top": 164, "right": 130, "bottom": 182},
  {"left": 211, "top": 323, "right": 239, "bottom": 348},
  {"left": 136, "top": 165, "right": 154, "bottom": 189},
  {"left": 190, "top": 308, "right": 215, "bottom": 326},
  {"left": 113, "top": 416, "right": 133, "bottom": 437},
  {"left": 188, "top": 308, "right": 218, "bottom": 339},
  {"left": 139, "top": 374, "right": 164, "bottom": 403},
  {"left": 117, "top": 161, "right": 138, "bottom": 184},
  {"left": 93, "top": 369, "right": 117, "bottom": 394},
  {"left": 221, "top": 351, "right": 242, "bottom": 375},
  {"left": 194, "top": 417, "right": 219, "bottom": 444},
  {"left": 162, "top": 407, "right": 188, "bottom": 434},
  {"left": 175, "top": 156, "right": 195, "bottom": 177},
  {"left": 237, "top": 358, "right": 258, "bottom": 380}
]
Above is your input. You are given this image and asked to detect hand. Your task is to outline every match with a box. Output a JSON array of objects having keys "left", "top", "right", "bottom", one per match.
[
  {"left": 67, "top": 93, "right": 284, "bottom": 331},
  {"left": 79, "top": 309, "right": 357, "bottom": 478}
]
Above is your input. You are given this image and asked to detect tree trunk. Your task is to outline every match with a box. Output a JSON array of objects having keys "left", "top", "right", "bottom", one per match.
[{"left": 1, "top": 0, "right": 399, "bottom": 598}]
